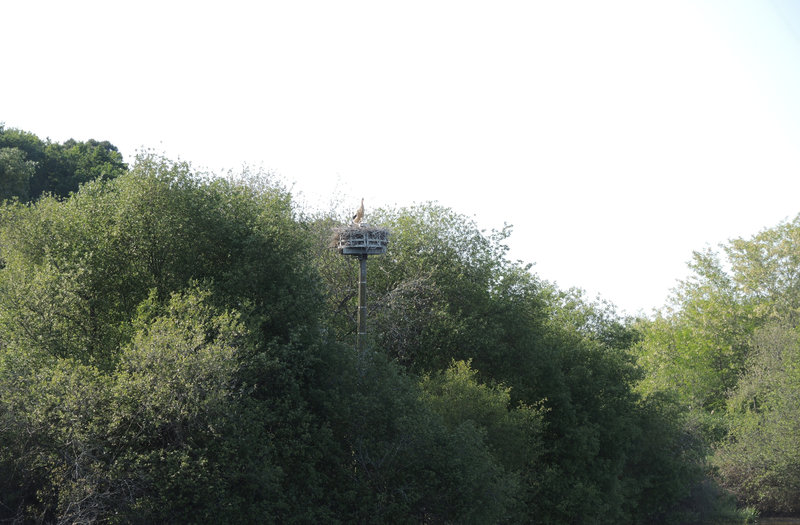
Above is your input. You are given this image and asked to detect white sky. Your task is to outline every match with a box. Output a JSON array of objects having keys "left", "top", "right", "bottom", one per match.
[{"left": 3, "top": 0, "right": 800, "bottom": 316}]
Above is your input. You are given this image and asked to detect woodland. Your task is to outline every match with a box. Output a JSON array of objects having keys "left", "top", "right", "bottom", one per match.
[{"left": 0, "top": 125, "right": 797, "bottom": 523}]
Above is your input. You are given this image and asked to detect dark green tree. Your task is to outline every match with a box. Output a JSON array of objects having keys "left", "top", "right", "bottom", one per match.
[
  {"left": 0, "top": 138, "right": 745, "bottom": 523},
  {"left": 0, "top": 125, "right": 127, "bottom": 201},
  {"left": 0, "top": 147, "right": 36, "bottom": 201},
  {"left": 311, "top": 202, "right": 709, "bottom": 523},
  {"left": 0, "top": 155, "right": 331, "bottom": 522},
  {"left": 0, "top": 155, "right": 531, "bottom": 524}
]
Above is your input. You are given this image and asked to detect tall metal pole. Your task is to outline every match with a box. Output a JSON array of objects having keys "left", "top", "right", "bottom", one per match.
[{"left": 357, "top": 254, "right": 368, "bottom": 351}]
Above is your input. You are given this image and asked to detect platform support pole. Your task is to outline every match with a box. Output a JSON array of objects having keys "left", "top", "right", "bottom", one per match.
[{"left": 357, "top": 254, "right": 367, "bottom": 352}]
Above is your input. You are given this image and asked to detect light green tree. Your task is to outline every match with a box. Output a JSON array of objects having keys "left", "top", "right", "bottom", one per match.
[
  {"left": 635, "top": 214, "right": 800, "bottom": 516},
  {"left": 715, "top": 324, "right": 800, "bottom": 513}
]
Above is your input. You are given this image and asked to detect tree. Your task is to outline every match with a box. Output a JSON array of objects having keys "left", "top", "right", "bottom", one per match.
[
  {"left": 0, "top": 155, "right": 533, "bottom": 523},
  {"left": 311, "top": 202, "right": 709, "bottom": 523},
  {"left": 634, "top": 214, "right": 800, "bottom": 517},
  {"left": 715, "top": 324, "right": 800, "bottom": 513},
  {"left": 0, "top": 125, "right": 127, "bottom": 201},
  {"left": 635, "top": 216, "right": 800, "bottom": 415},
  {"left": 0, "top": 147, "right": 36, "bottom": 201},
  {"left": 0, "top": 154, "right": 333, "bottom": 522},
  {"left": 420, "top": 359, "right": 545, "bottom": 521},
  {"left": 0, "top": 141, "right": 742, "bottom": 522},
  {"left": 316, "top": 350, "right": 522, "bottom": 523},
  {"left": 635, "top": 248, "right": 757, "bottom": 418}
]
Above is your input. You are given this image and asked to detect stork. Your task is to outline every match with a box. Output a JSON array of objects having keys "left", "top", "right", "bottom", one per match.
[{"left": 352, "top": 198, "right": 365, "bottom": 224}]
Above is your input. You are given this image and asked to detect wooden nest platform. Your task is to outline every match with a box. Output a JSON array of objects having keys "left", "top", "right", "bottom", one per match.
[{"left": 333, "top": 224, "right": 389, "bottom": 256}]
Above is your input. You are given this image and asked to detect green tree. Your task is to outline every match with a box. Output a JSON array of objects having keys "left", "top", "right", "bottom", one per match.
[
  {"left": 0, "top": 288, "right": 264, "bottom": 523},
  {"left": 0, "top": 144, "right": 741, "bottom": 523},
  {"left": 108, "top": 288, "right": 293, "bottom": 523},
  {"left": 0, "top": 147, "right": 36, "bottom": 201},
  {"left": 635, "top": 216, "right": 800, "bottom": 416},
  {"left": 635, "top": 249, "right": 757, "bottom": 417},
  {"left": 0, "top": 125, "right": 127, "bottom": 201},
  {"left": 0, "top": 126, "right": 46, "bottom": 166},
  {"left": 715, "top": 324, "right": 800, "bottom": 513},
  {"left": 312, "top": 202, "right": 707, "bottom": 523},
  {"left": 633, "top": 214, "right": 800, "bottom": 518},
  {"left": 0, "top": 155, "right": 535, "bottom": 524},
  {"left": 317, "top": 350, "right": 520, "bottom": 523},
  {"left": 420, "top": 359, "right": 545, "bottom": 521},
  {"left": 0, "top": 350, "right": 114, "bottom": 522},
  {"left": 0, "top": 155, "right": 333, "bottom": 522},
  {"left": 0, "top": 155, "right": 319, "bottom": 369},
  {"left": 726, "top": 216, "right": 800, "bottom": 323}
]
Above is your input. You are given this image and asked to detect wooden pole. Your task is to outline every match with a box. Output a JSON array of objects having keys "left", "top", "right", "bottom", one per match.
[{"left": 357, "top": 254, "right": 367, "bottom": 351}]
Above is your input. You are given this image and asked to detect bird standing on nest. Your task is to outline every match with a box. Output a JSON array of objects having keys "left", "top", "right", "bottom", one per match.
[{"left": 352, "top": 198, "right": 365, "bottom": 224}]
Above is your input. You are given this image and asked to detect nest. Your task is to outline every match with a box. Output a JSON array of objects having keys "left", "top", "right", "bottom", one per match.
[{"left": 332, "top": 224, "right": 390, "bottom": 256}]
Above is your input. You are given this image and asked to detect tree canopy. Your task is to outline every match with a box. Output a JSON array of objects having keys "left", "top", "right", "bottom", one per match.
[
  {"left": 0, "top": 124, "right": 127, "bottom": 202},
  {"left": 634, "top": 214, "right": 800, "bottom": 517},
  {"left": 0, "top": 126, "right": 759, "bottom": 523}
]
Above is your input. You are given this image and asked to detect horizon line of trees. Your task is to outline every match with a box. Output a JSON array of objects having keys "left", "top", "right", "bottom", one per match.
[
  {"left": 0, "top": 124, "right": 127, "bottom": 202},
  {"left": 0, "top": 125, "right": 781, "bottom": 523}
]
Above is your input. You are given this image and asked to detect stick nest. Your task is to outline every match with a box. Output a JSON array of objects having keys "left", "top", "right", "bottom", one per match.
[{"left": 331, "top": 224, "right": 390, "bottom": 255}]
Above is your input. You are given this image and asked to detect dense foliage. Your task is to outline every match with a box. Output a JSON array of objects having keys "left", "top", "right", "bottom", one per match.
[
  {"left": 636, "top": 214, "right": 800, "bottom": 517},
  {"left": 0, "top": 155, "right": 330, "bottom": 522},
  {"left": 0, "top": 124, "right": 126, "bottom": 202},
  {"left": 0, "top": 126, "right": 756, "bottom": 523}
]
